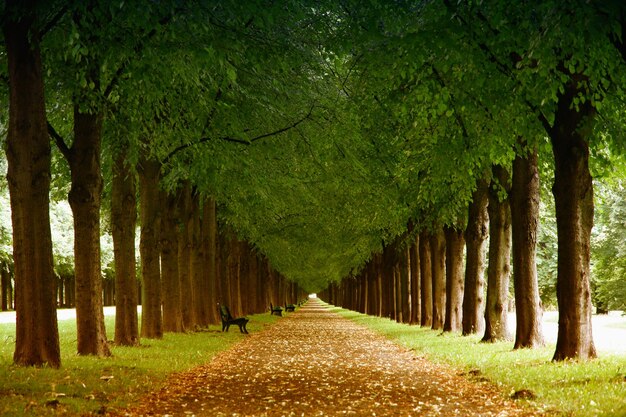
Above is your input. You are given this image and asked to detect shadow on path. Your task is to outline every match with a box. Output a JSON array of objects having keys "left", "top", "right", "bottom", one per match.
[{"left": 118, "top": 299, "right": 546, "bottom": 416}]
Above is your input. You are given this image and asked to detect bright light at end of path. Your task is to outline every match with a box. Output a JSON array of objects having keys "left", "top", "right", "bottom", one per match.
[{"left": 308, "top": 293, "right": 317, "bottom": 299}]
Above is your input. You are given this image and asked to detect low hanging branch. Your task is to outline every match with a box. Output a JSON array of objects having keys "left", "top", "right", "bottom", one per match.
[
  {"left": 162, "top": 104, "right": 316, "bottom": 165},
  {"left": 47, "top": 121, "right": 71, "bottom": 161}
]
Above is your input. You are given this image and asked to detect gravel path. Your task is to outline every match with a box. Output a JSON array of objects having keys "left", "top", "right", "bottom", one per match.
[{"left": 119, "top": 299, "right": 544, "bottom": 416}]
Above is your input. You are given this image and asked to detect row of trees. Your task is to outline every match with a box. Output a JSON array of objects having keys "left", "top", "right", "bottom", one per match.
[
  {"left": 1, "top": 0, "right": 320, "bottom": 367},
  {"left": 313, "top": 1, "right": 626, "bottom": 362},
  {"left": 2, "top": 1, "right": 626, "bottom": 368}
]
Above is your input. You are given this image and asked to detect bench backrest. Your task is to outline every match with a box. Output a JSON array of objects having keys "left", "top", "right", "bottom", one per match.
[{"left": 219, "top": 304, "right": 234, "bottom": 321}]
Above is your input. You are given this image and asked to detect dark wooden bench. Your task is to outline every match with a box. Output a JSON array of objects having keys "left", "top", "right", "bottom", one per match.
[
  {"left": 218, "top": 304, "right": 249, "bottom": 334},
  {"left": 269, "top": 302, "right": 283, "bottom": 316},
  {"left": 284, "top": 302, "right": 296, "bottom": 312}
]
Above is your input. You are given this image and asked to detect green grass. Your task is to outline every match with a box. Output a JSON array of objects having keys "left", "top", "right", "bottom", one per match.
[
  {"left": 0, "top": 312, "right": 279, "bottom": 416},
  {"left": 329, "top": 305, "right": 626, "bottom": 417}
]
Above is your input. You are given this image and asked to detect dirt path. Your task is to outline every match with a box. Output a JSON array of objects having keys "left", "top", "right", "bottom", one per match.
[{"left": 120, "top": 299, "right": 545, "bottom": 416}]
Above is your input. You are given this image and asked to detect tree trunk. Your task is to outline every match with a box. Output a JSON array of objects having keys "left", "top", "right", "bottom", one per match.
[
  {"left": 462, "top": 179, "right": 489, "bottom": 335},
  {"left": 191, "top": 192, "right": 210, "bottom": 326},
  {"left": 4, "top": 3, "right": 61, "bottom": 366},
  {"left": 430, "top": 228, "right": 446, "bottom": 330},
  {"left": 399, "top": 246, "right": 411, "bottom": 323},
  {"left": 138, "top": 157, "right": 162, "bottom": 339},
  {"left": 203, "top": 198, "right": 220, "bottom": 324},
  {"left": 1, "top": 266, "right": 12, "bottom": 311},
  {"left": 111, "top": 151, "right": 139, "bottom": 346},
  {"left": 443, "top": 226, "right": 465, "bottom": 332},
  {"left": 177, "top": 183, "right": 195, "bottom": 330},
  {"left": 419, "top": 231, "right": 433, "bottom": 327},
  {"left": 550, "top": 78, "right": 597, "bottom": 361},
  {"left": 483, "top": 165, "right": 512, "bottom": 342},
  {"left": 409, "top": 234, "right": 421, "bottom": 325},
  {"left": 160, "top": 190, "right": 183, "bottom": 332},
  {"left": 69, "top": 108, "right": 110, "bottom": 356},
  {"left": 511, "top": 145, "right": 544, "bottom": 349}
]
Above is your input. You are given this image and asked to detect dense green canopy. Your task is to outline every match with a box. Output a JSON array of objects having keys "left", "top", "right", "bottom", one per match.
[{"left": 2, "top": 0, "right": 626, "bottom": 298}]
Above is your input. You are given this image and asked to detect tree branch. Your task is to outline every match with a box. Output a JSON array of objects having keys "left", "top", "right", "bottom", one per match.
[
  {"left": 47, "top": 121, "right": 72, "bottom": 161},
  {"left": 163, "top": 105, "right": 316, "bottom": 165},
  {"left": 39, "top": 4, "right": 69, "bottom": 40},
  {"left": 103, "top": 12, "right": 175, "bottom": 99}
]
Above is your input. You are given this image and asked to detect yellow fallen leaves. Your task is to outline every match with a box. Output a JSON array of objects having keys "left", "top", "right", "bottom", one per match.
[{"left": 117, "top": 300, "right": 544, "bottom": 416}]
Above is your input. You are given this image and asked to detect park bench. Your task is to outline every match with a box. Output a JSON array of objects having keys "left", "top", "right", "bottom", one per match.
[
  {"left": 269, "top": 302, "right": 283, "bottom": 316},
  {"left": 284, "top": 302, "right": 296, "bottom": 312},
  {"left": 218, "top": 304, "right": 249, "bottom": 334}
]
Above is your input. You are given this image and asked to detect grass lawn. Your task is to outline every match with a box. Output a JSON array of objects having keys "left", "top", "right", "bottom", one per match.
[
  {"left": 0, "top": 312, "right": 279, "bottom": 416},
  {"left": 330, "top": 304, "right": 626, "bottom": 417}
]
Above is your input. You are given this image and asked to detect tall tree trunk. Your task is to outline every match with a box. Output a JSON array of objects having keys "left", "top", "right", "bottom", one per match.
[
  {"left": 191, "top": 193, "right": 209, "bottom": 326},
  {"left": 399, "top": 245, "right": 411, "bottom": 323},
  {"left": 4, "top": 3, "right": 60, "bottom": 366},
  {"left": 111, "top": 152, "right": 138, "bottom": 345},
  {"left": 430, "top": 228, "right": 446, "bottom": 330},
  {"left": 549, "top": 78, "right": 597, "bottom": 361},
  {"left": 483, "top": 165, "right": 512, "bottom": 342},
  {"left": 381, "top": 246, "right": 394, "bottom": 320},
  {"left": 511, "top": 145, "right": 544, "bottom": 349},
  {"left": 203, "top": 198, "right": 220, "bottom": 324},
  {"left": 419, "top": 231, "right": 433, "bottom": 327},
  {"left": 443, "top": 226, "right": 465, "bottom": 332},
  {"left": 409, "top": 234, "right": 421, "bottom": 325},
  {"left": 160, "top": 190, "right": 183, "bottom": 332},
  {"left": 69, "top": 108, "right": 110, "bottom": 356},
  {"left": 1, "top": 266, "right": 11, "bottom": 311},
  {"left": 177, "top": 183, "right": 195, "bottom": 330},
  {"left": 375, "top": 254, "right": 383, "bottom": 317},
  {"left": 462, "top": 179, "right": 489, "bottom": 335},
  {"left": 138, "top": 157, "right": 162, "bottom": 339}
]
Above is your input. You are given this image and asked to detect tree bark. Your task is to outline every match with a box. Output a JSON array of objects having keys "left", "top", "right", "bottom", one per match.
[
  {"left": 111, "top": 151, "right": 139, "bottom": 346},
  {"left": 138, "top": 157, "right": 162, "bottom": 339},
  {"left": 549, "top": 77, "right": 597, "bottom": 361},
  {"left": 430, "top": 228, "right": 446, "bottom": 330},
  {"left": 177, "top": 183, "right": 195, "bottom": 330},
  {"left": 191, "top": 193, "right": 210, "bottom": 326},
  {"left": 419, "top": 231, "right": 433, "bottom": 327},
  {"left": 443, "top": 226, "right": 465, "bottom": 333},
  {"left": 409, "top": 234, "right": 421, "bottom": 325},
  {"left": 482, "top": 165, "right": 512, "bottom": 342},
  {"left": 4, "top": 2, "right": 61, "bottom": 367},
  {"left": 462, "top": 179, "right": 489, "bottom": 335},
  {"left": 399, "top": 246, "right": 411, "bottom": 323},
  {"left": 203, "top": 198, "right": 220, "bottom": 324},
  {"left": 511, "top": 145, "right": 544, "bottom": 349},
  {"left": 1, "top": 266, "right": 12, "bottom": 311},
  {"left": 68, "top": 108, "right": 110, "bottom": 356},
  {"left": 160, "top": 190, "right": 183, "bottom": 332}
]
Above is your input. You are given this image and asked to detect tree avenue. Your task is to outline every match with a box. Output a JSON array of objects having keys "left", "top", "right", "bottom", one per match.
[{"left": 1, "top": 0, "right": 626, "bottom": 369}]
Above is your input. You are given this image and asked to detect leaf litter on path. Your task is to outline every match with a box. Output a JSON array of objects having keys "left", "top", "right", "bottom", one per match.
[{"left": 112, "top": 299, "right": 549, "bottom": 416}]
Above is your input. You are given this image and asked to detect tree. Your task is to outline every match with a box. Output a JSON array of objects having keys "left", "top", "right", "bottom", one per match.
[
  {"left": 419, "top": 232, "right": 433, "bottom": 328},
  {"left": 462, "top": 180, "right": 489, "bottom": 335},
  {"left": 443, "top": 226, "right": 464, "bottom": 333},
  {"left": 430, "top": 227, "right": 446, "bottom": 330},
  {"left": 138, "top": 156, "right": 162, "bottom": 339},
  {"left": 160, "top": 188, "right": 183, "bottom": 333},
  {"left": 482, "top": 165, "right": 512, "bottom": 342},
  {"left": 3, "top": 0, "right": 60, "bottom": 367},
  {"left": 511, "top": 145, "right": 545, "bottom": 348},
  {"left": 110, "top": 148, "right": 139, "bottom": 345}
]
